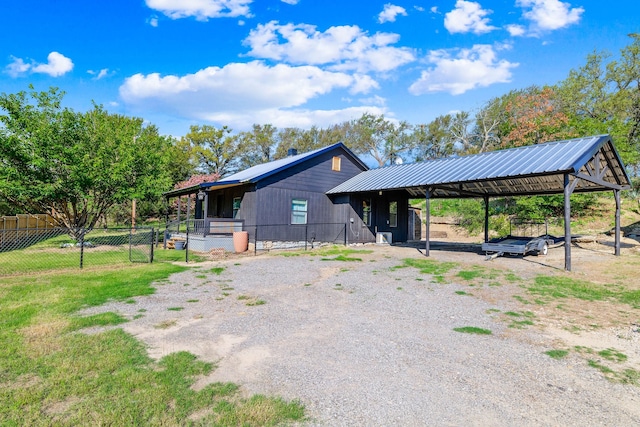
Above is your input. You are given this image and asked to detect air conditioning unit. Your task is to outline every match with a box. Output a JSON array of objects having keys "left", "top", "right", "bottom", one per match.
[{"left": 376, "top": 232, "right": 392, "bottom": 244}]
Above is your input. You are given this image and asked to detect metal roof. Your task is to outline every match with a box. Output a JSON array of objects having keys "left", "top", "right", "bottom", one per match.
[
  {"left": 327, "top": 135, "right": 631, "bottom": 198},
  {"left": 164, "top": 142, "right": 367, "bottom": 198}
]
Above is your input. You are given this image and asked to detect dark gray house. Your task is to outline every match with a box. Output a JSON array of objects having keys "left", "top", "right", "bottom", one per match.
[{"left": 164, "top": 143, "right": 412, "bottom": 249}]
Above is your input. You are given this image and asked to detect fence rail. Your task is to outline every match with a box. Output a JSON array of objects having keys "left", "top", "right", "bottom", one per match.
[
  {"left": 164, "top": 222, "right": 348, "bottom": 260},
  {"left": 2, "top": 222, "right": 350, "bottom": 276},
  {"left": 0, "top": 227, "right": 155, "bottom": 277}
]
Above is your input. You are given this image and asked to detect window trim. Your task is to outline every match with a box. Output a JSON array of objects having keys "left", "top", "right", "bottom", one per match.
[
  {"left": 291, "top": 198, "right": 308, "bottom": 225},
  {"left": 362, "top": 198, "right": 372, "bottom": 226},
  {"left": 389, "top": 201, "right": 398, "bottom": 228},
  {"left": 232, "top": 197, "right": 241, "bottom": 218},
  {"left": 331, "top": 156, "right": 341, "bottom": 172}
]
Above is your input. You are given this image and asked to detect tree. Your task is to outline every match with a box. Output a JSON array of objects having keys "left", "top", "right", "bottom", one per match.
[
  {"left": 184, "top": 125, "right": 239, "bottom": 177},
  {"left": 236, "top": 124, "right": 277, "bottom": 169},
  {"left": 556, "top": 35, "right": 640, "bottom": 174},
  {"left": 413, "top": 115, "right": 456, "bottom": 161},
  {"left": 470, "top": 96, "right": 506, "bottom": 153},
  {"left": 500, "top": 86, "right": 574, "bottom": 147},
  {"left": 0, "top": 86, "right": 172, "bottom": 239},
  {"left": 165, "top": 136, "right": 198, "bottom": 185},
  {"left": 345, "top": 113, "right": 413, "bottom": 167}
]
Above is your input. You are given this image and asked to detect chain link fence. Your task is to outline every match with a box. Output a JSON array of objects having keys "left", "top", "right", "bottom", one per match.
[
  {"left": 162, "top": 222, "right": 348, "bottom": 261},
  {"left": 0, "top": 227, "right": 155, "bottom": 277}
]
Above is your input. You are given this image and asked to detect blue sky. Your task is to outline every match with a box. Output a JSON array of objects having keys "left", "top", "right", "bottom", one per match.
[{"left": 1, "top": 0, "right": 637, "bottom": 137}]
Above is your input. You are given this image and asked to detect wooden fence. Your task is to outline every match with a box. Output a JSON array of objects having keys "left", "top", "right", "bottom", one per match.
[{"left": 1, "top": 214, "right": 57, "bottom": 250}]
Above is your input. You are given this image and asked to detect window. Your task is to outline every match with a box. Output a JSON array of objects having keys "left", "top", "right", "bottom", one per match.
[
  {"left": 332, "top": 156, "right": 341, "bottom": 171},
  {"left": 362, "top": 199, "right": 371, "bottom": 226},
  {"left": 232, "top": 197, "right": 241, "bottom": 218},
  {"left": 291, "top": 199, "right": 308, "bottom": 224},
  {"left": 389, "top": 201, "right": 397, "bottom": 228}
]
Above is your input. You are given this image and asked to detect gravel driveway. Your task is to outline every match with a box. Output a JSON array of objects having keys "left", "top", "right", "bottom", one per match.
[{"left": 83, "top": 244, "right": 640, "bottom": 426}]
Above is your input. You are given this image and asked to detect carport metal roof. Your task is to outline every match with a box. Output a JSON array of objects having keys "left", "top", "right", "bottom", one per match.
[
  {"left": 328, "top": 135, "right": 631, "bottom": 272},
  {"left": 327, "top": 135, "right": 631, "bottom": 198}
]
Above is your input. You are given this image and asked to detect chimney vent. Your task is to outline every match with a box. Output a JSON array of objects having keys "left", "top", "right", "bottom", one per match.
[{"left": 287, "top": 148, "right": 298, "bottom": 156}]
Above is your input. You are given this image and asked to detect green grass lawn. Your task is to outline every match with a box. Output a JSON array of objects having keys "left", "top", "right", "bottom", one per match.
[{"left": 0, "top": 261, "right": 304, "bottom": 426}]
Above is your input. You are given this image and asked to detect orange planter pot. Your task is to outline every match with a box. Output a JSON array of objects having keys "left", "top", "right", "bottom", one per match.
[{"left": 232, "top": 231, "right": 249, "bottom": 253}]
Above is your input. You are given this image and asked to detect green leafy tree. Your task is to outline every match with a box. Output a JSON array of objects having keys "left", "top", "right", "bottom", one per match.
[
  {"left": 236, "top": 124, "right": 277, "bottom": 169},
  {"left": 274, "top": 123, "right": 347, "bottom": 159},
  {"left": 413, "top": 115, "right": 456, "bottom": 161},
  {"left": 165, "top": 136, "right": 198, "bottom": 185},
  {"left": 556, "top": 34, "right": 640, "bottom": 174},
  {"left": 184, "top": 125, "right": 239, "bottom": 177},
  {"left": 0, "top": 86, "right": 172, "bottom": 239},
  {"left": 345, "top": 113, "right": 413, "bottom": 167}
]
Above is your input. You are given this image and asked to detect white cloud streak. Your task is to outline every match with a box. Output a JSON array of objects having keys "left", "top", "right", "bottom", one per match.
[
  {"left": 444, "top": 0, "right": 497, "bottom": 34},
  {"left": 5, "top": 56, "right": 30, "bottom": 77},
  {"left": 378, "top": 4, "right": 408, "bottom": 24},
  {"left": 243, "top": 21, "right": 415, "bottom": 73},
  {"left": 145, "top": 0, "right": 253, "bottom": 20},
  {"left": 409, "top": 44, "right": 518, "bottom": 95}
]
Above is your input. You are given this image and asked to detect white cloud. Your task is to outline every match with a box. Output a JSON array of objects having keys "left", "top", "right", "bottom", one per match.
[
  {"left": 281, "top": 0, "right": 299, "bottom": 4},
  {"left": 243, "top": 21, "right": 415, "bottom": 73},
  {"left": 145, "top": 0, "right": 253, "bottom": 21},
  {"left": 378, "top": 4, "right": 408, "bottom": 24},
  {"left": 350, "top": 74, "right": 380, "bottom": 94},
  {"left": 506, "top": 24, "right": 526, "bottom": 36},
  {"left": 5, "top": 56, "right": 30, "bottom": 77},
  {"left": 32, "top": 52, "right": 74, "bottom": 77},
  {"left": 88, "top": 68, "right": 111, "bottom": 80},
  {"left": 148, "top": 16, "right": 159, "bottom": 27},
  {"left": 6, "top": 52, "right": 73, "bottom": 77},
  {"left": 444, "top": 0, "right": 497, "bottom": 34},
  {"left": 409, "top": 44, "right": 518, "bottom": 95},
  {"left": 517, "top": 0, "right": 583, "bottom": 32},
  {"left": 118, "top": 60, "right": 385, "bottom": 130},
  {"left": 430, "top": 6, "right": 438, "bottom": 13}
]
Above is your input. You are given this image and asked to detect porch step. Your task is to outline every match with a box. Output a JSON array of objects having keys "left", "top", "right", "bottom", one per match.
[{"left": 166, "top": 238, "right": 186, "bottom": 250}]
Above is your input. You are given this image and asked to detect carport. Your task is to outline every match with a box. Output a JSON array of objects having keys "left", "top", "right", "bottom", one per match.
[{"left": 328, "top": 135, "right": 632, "bottom": 271}]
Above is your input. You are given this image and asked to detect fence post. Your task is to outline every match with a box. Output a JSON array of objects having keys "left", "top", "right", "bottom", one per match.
[
  {"left": 150, "top": 227, "right": 155, "bottom": 263},
  {"left": 344, "top": 223, "right": 347, "bottom": 246},
  {"left": 305, "top": 225, "right": 308, "bottom": 251},
  {"left": 79, "top": 230, "right": 85, "bottom": 269},
  {"left": 185, "top": 222, "right": 189, "bottom": 263},
  {"left": 129, "top": 227, "right": 133, "bottom": 262}
]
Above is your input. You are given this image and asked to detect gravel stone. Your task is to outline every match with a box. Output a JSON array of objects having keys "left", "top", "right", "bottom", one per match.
[{"left": 81, "top": 245, "right": 640, "bottom": 426}]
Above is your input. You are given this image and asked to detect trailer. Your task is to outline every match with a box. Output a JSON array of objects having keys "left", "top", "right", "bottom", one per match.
[{"left": 482, "top": 219, "right": 556, "bottom": 259}]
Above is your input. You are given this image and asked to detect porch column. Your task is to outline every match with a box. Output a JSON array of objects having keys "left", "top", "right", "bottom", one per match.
[
  {"left": 425, "top": 188, "right": 431, "bottom": 257},
  {"left": 203, "top": 191, "right": 209, "bottom": 236},
  {"left": 615, "top": 189, "right": 621, "bottom": 256},
  {"left": 564, "top": 174, "right": 572, "bottom": 272},
  {"left": 177, "top": 197, "right": 182, "bottom": 226},
  {"left": 185, "top": 194, "right": 191, "bottom": 231}
]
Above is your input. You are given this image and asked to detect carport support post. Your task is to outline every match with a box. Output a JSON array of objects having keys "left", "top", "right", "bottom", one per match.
[
  {"left": 483, "top": 196, "right": 489, "bottom": 243},
  {"left": 615, "top": 189, "right": 621, "bottom": 256},
  {"left": 564, "top": 174, "right": 572, "bottom": 271},
  {"left": 425, "top": 188, "right": 431, "bottom": 257}
]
